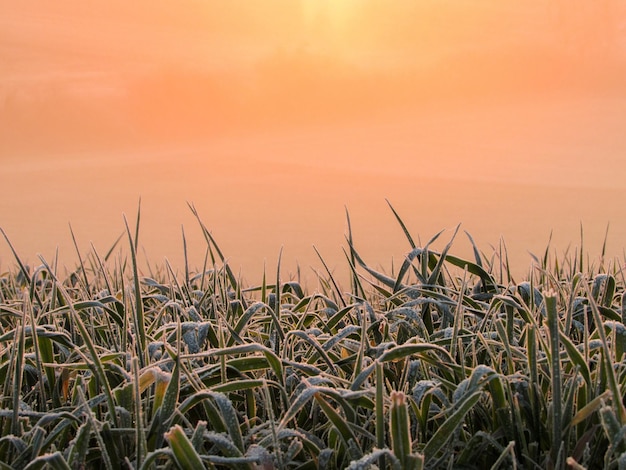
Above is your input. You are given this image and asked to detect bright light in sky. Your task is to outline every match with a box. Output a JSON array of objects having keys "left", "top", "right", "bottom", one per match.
[
  {"left": 301, "top": 0, "right": 359, "bottom": 29},
  {"left": 1, "top": 0, "right": 626, "bottom": 282}
]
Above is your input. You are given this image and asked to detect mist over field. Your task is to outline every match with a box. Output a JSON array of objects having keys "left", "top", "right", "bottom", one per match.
[{"left": 2, "top": 0, "right": 626, "bottom": 282}]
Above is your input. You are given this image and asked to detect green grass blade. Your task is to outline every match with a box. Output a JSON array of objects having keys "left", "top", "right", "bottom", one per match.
[
  {"left": 386, "top": 199, "right": 416, "bottom": 249},
  {"left": 66, "top": 421, "right": 91, "bottom": 469},
  {"left": 390, "top": 391, "right": 422, "bottom": 469},
  {"left": 23, "top": 452, "right": 71, "bottom": 470},
  {"left": 165, "top": 425, "right": 206, "bottom": 470},
  {"left": 422, "top": 391, "right": 482, "bottom": 462},
  {"left": 314, "top": 392, "right": 361, "bottom": 460},
  {"left": 587, "top": 284, "right": 626, "bottom": 423},
  {"left": 123, "top": 215, "right": 147, "bottom": 369},
  {"left": 375, "top": 361, "right": 386, "bottom": 469},
  {"left": 545, "top": 292, "right": 563, "bottom": 467},
  {"left": 68, "top": 223, "right": 90, "bottom": 293}
]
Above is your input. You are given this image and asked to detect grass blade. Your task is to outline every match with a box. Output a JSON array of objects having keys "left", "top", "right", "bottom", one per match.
[
  {"left": 165, "top": 425, "right": 205, "bottom": 470},
  {"left": 422, "top": 391, "right": 482, "bottom": 462}
]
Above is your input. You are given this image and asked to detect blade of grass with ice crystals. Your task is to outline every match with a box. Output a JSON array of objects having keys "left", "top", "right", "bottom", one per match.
[
  {"left": 545, "top": 292, "right": 563, "bottom": 467},
  {"left": 314, "top": 392, "right": 361, "bottom": 460},
  {"left": 132, "top": 357, "right": 146, "bottom": 469},
  {"left": 426, "top": 224, "right": 460, "bottom": 287},
  {"left": 76, "top": 387, "right": 114, "bottom": 470},
  {"left": 188, "top": 203, "right": 240, "bottom": 297},
  {"left": 133, "top": 198, "right": 141, "bottom": 252},
  {"left": 229, "top": 302, "right": 268, "bottom": 346},
  {"left": 164, "top": 425, "right": 205, "bottom": 470},
  {"left": 599, "top": 404, "right": 626, "bottom": 461},
  {"left": 498, "top": 237, "right": 514, "bottom": 285},
  {"left": 394, "top": 248, "right": 427, "bottom": 291},
  {"left": 488, "top": 441, "right": 516, "bottom": 470},
  {"left": 494, "top": 319, "right": 514, "bottom": 374},
  {"left": 422, "top": 391, "right": 482, "bottom": 462},
  {"left": 379, "top": 343, "right": 454, "bottom": 366},
  {"left": 605, "top": 321, "right": 626, "bottom": 361},
  {"left": 123, "top": 215, "right": 147, "bottom": 369},
  {"left": 66, "top": 421, "right": 91, "bottom": 469},
  {"left": 345, "top": 208, "right": 364, "bottom": 299},
  {"left": 287, "top": 330, "right": 337, "bottom": 374},
  {"left": 386, "top": 199, "right": 416, "bottom": 249},
  {"left": 464, "top": 230, "right": 484, "bottom": 268},
  {"left": 440, "top": 253, "right": 498, "bottom": 292},
  {"left": 352, "top": 303, "right": 370, "bottom": 380},
  {"left": 38, "top": 256, "right": 120, "bottom": 429},
  {"left": 68, "top": 224, "right": 90, "bottom": 293},
  {"left": 558, "top": 331, "right": 592, "bottom": 389},
  {"left": 23, "top": 452, "right": 71, "bottom": 470},
  {"left": 314, "top": 246, "right": 347, "bottom": 309},
  {"left": 450, "top": 269, "right": 467, "bottom": 361},
  {"left": 342, "top": 247, "right": 366, "bottom": 301},
  {"left": 10, "top": 313, "right": 26, "bottom": 437},
  {"left": 211, "top": 379, "right": 266, "bottom": 394},
  {"left": 0, "top": 228, "right": 43, "bottom": 309},
  {"left": 326, "top": 303, "right": 358, "bottom": 331},
  {"left": 25, "top": 297, "right": 48, "bottom": 412},
  {"left": 37, "top": 333, "right": 58, "bottom": 407},
  {"left": 570, "top": 391, "right": 610, "bottom": 428},
  {"left": 208, "top": 344, "right": 284, "bottom": 386},
  {"left": 579, "top": 224, "right": 584, "bottom": 273},
  {"left": 202, "top": 432, "right": 249, "bottom": 461},
  {"left": 587, "top": 284, "right": 626, "bottom": 423},
  {"left": 591, "top": 274, "right": 615, "bottom": 308},
  {"left": 347, "top": 239, "right": 397, "bottom": 288},
  {"left": 150, "top": 344, "right": 181, "bottom": 450},
  {"left": 390, "top": 391, "right": 423, "bottom": 470},
  {"left": 160, "top": 346, "right": 181, "bottom": 427},
  {"left": 347, "top": 449, "right": 403, "bottom": 470},
  {"left": 201, "top": 391, "right": 245, "bottom": 454},
  {"left": 278, "top": 385, "right": 320, "bottom": 429},
  {"left": 181, "top": 225, "right": 190, "bottom": 288},
  {"left": 375, "top": 362, "right": 385, "bottom": 469}
]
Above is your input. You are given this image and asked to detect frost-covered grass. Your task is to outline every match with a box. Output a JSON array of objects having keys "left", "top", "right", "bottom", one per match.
[{"left": 0, "top": 203, "right": 625, "bottom": 469}]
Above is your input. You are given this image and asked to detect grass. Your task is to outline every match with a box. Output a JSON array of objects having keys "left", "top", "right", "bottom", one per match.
[{"left": 0, "top": 203, "right": 625, "bottom": 469}]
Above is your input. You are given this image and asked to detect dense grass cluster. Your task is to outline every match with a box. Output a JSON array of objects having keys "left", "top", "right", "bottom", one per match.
[{"left": 1, "top": 204, "right": 625, "bottom": 469}]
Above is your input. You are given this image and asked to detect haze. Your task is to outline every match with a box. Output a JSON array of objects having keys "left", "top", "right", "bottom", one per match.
[{"left": 2, "top": 1, "right": 626, "bottom": 284}]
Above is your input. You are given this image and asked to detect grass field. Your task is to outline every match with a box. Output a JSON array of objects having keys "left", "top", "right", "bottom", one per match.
[{"left": 0, "top": 203, "right": 624, "bottom": 469}]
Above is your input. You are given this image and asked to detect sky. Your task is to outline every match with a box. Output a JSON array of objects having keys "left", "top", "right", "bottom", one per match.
[{"left": 1, "top": 1, "right": 626, "bottom": 284}]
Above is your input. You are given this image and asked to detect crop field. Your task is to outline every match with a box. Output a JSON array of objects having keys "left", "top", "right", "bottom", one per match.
[{"left": 1, "top": 204, "right": 625, "bottom": 469}]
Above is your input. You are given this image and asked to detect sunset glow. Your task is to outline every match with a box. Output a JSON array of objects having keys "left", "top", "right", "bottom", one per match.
[{"left": 1, "top": 1, "right": 626, "bottom": 283}]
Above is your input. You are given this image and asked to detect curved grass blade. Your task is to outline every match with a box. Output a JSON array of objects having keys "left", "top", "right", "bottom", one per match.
[
  {"left": 386, "top": 199, "right": 416, "bottom": 249},
  {"left": 208, "top": 344, "right": 284, "bottom": 386},
  {"left": 314, "top": 246, "right": 347, "bottom": 309},
  {"left": 164, "top": 425, "right": 205, "bottom": 470},
  {"left": 209, "top": 392, "right": 245, "bottom": 454},
  {"left": 37, "top": 257, "right": 119, "bottom": 429},
  {"left": 0, "top": 227, "right": 43, "bottom": 308},
  {"left": 23, "top": 452, "right": 71, "bottom": 470},
  {"left": 390, "top": 391, "right": 423, "bottom": 470},
  {"left": 314, "top": 392, "right": 361, "bottom": 460},
  {"left": 379, "top": 343, "right": 454, "bottom": 365},
  {"left": 188, "top": 203, "right": 240, "bottom": 298},
  {"left": 347, "top": 448, "right": 403, "bottom": 470},
  {"left": 66, "top": 421, "right": 91, "bottom": 469},
  {"left": 123, "top": 215, "right": 147, "bottom": 368},
  {"left": 287, "top": 330, "right": 338, "bottom": 374},
  {"left": 586, "top": 284, "right": 626, "bottom": 423},
  {"left": 422, "top": 391, "right": 482, "bottom": 462},
  {"left": 68, "top": 223, "right": 90, "bottom": 293}
]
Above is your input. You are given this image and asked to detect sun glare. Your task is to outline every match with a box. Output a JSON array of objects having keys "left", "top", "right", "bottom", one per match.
[{"left": 301, "top": 0, "right": 359, "bottom": 32}]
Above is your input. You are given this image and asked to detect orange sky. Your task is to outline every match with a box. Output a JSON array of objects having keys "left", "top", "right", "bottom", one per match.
[{"left": 1, "top": 1, "right": 626, "bottom": 284}]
